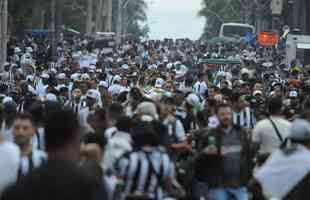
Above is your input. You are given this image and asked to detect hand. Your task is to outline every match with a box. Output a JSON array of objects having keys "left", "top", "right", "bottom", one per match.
[{"left": 203, "top": 146, "right": 218, "bottom": 155}]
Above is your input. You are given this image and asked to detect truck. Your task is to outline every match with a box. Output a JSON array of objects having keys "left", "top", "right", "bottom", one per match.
[{"left": 286, "top": 34, "right": 310, "bottom": 66}]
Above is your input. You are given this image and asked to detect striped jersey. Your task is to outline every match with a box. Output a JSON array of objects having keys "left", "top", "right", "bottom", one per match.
[{"left": 115, "top": 146, "right": 175, "bottom": 200}]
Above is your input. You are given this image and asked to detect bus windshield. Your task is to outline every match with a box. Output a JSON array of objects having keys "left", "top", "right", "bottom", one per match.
[{"left": 222, "top": 25, "right": 254, "bottom": 38}]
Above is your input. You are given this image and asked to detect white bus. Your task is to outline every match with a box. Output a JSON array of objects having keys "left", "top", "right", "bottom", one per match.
[{"left": 219, "top": 23, "right": 255, "bottom": 39}]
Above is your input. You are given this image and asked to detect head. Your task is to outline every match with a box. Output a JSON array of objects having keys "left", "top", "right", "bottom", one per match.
[
  {"left": 161, "top": 97, "right": 176, "bottom": 116},
  {"left": 73, "top": 88, "right": 82, "bottom": 102},
  {"left": 12, "top": 113, "right": 36, "bottom": 149},
  {"left": 45, "top": 109, "right": 81, "bottom": 161},
  {"left": 81, "top": 134, "right": 106, "bottom": 164},
  {"left": 216, "top": 103, "right": 233, "bottom": 127},
  {"left": 107, "top": 103, "right": 124, "bottom": 126},
  {"left": 131, "top": 120, "right": 160, "bottom": 148},
  {"left": 1, "top": 161, "right": 99, "bottom": 200},
  {"left": 268, "top": 97, "right": 283, "bottom": 116}
]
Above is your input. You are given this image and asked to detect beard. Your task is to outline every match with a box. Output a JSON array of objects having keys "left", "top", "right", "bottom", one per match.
[{"left": 14, "top": 135, "right": 31, "bottom": 148}]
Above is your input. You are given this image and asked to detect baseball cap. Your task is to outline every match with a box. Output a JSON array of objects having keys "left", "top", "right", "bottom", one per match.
[
  {"left": 289, "top": 119, "right": 310, "bottom": 141},
  {"left": 86, "top": 90, "right": 97, "bottom": 99},
  {"left": 98, "top": 81, "right": 108, "bottom": 88},
  {"left": 81, "top": 73, "right": 90, "bottom": 81},
  {"left": 136, "top": 102, "right": 158, "bottom": 120},
  {"left": 41, "top": 73, "right": 50, "bottom": 79},
  {"left": 57, "top": 73, "right": 66, "bottom": 80},
  {"left": 155, "top": 78, "right": 164, "bottom": 88},
  {"left": 186, "top": 93, "right": 200, "bottom": 107}
]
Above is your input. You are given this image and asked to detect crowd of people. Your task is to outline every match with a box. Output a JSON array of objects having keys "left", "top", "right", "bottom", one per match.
[{"left": 0, "top": 34, "right": 309, "bottom": 200}]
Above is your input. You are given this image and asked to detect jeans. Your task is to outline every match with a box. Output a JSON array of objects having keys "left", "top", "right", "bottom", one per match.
[{"left": 208, "top": 187, "right": 248, "bottom": 200}]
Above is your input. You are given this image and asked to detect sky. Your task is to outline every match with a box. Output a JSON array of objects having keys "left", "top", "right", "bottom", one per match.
[{"left": 146, "top": 0, "right": 205, "bottom": 40}]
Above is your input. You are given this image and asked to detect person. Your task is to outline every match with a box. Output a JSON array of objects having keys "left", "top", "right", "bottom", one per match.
[
  {"left": 104, "top": 103, "right": 124, "bottom": 140},
  {"left": 252, "top": 119, "right": 310, "bottom": 200},
  {"left": 44, "top": 109, "right": 81, "bottom": 162},
  {"left": 252, "top": 97, "right": 291, "bottom": 166},
  {"left": 160, "top": 96, "right": 190, "bottom": 153},
  {"left": 102, "top": 116, "right": 132, "bottom": 172},
  {"left": 0, "top": 161, "right": 100, "bottom": 200},
  {"left": 195, "top": 103, "right": 251, "bottom": 200},
  {"left": 115, "top": 119, "right": 175, "bottom": 200},
  {"left": 11, "top": 113, "right": 47, "bottom": 178},
  {"left": 0, "top": 135, "right": 20, "bottom": 195},
  {"left": 193, "top": 73, "right": 208, "bottom": 97},
  {"left": 231, "top": 93, "right": 255, "bottom": 129}
]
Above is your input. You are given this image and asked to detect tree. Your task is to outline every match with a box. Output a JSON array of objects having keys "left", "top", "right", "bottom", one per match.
[{"left": 198, "top": 0, "right": 243, "bottom": 38}]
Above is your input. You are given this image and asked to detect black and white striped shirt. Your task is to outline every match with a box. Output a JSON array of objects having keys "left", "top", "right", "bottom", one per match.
[
  {"left": 116, "top": 147, "right": 174, "bottom": 200},
  {"left": 233, "top": 107, "right": 256, "bottom": 129}
]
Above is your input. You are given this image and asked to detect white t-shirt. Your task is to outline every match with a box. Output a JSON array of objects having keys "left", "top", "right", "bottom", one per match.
[
  {"left": 252, "top": 116, "right": 292, "bottom": 154},
  {"left": 193, "top": 81, "right": 208, "bottom": 95},
  {"left": 108, "top": 84, "right": 126, "bottom": 96},
  {"left": 0, "top": 142, "right": 20, "bottom": 195}
]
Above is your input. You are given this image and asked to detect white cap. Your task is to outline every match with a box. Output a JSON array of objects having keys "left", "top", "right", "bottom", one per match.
[
  {"left": 57, "top": 73, "right": 66, "bottom": 80},
  {"left": 121, "top": 64, "right": 129, "bottom": 70},
  {"left": 46, "top": 93, "right": 58, "bottom": 102},
  {"left": 26, "top": 75, "right": 34, "bottom": 82},
  {"left": 241, "top": 68, "right": 250, "bottom": 75},
  {"left": 41, "top": 73, "right": 50, "bottom": 79},
  {"left": 113, "top": 75, "right": 122, "bottom": 82},
  {"left": 155, "top": 78, "right": 165, "bottom": 88},
  {"left": 99, "top": 81, "right": 108, "bottom": 88},
  {"left": 81, "top": 73, "right": 90, "bottom": 81},
  {"left": 86, "top": 89, "right": 98, "bottom": 99},
  {"left": 70, "top": 73, "right": 80, "bottom": 81},
  {"left": 14, "top": 47, "right": 22, "bottom": 53},
  {"left": 186, "top": 93, "right": 200, "bottom": 107},
  {"left": 2, "top": 97, "right": 13, "bottom": 104},
  {"left": 136, "top": 102, "right": 158, "bottom": 119},
  {"left": 26, "top": 47, "right": 33, "bottom": 53}
]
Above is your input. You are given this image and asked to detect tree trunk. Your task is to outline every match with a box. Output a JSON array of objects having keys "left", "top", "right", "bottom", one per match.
[
  {"left": 116, "top": 0, "right": 122, "bottom": 43},
  {"left": 86, "top": 0, "right": 93, "bottom": 35},
  {"left": 0, "top": 0, "right": 8, "bottom": 72},
  {"left": 105, "top": 0, "right": 113, "bottom": 32},
  {"left": 95, "top": 0, "right": 103, "bottom": 32}
]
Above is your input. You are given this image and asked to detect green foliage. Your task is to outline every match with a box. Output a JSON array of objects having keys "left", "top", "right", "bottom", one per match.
[
  {"left": 198, "top": 0, "right": 244, "bottom": 38},
  {"left": 8, "top": 0, "right": 148, "bottom": 39}
]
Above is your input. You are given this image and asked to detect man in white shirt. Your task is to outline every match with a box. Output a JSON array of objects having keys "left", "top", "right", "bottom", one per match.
[
  {"left": 0, "top": 136, "right": 20, "bottom": 195},
  {"left": 12, "top": 113, "right": 46, "bottom": 178},
  {"left": 253, "top": 97, "right": 291, "bottom": 155},
  {"left": 108, "top": 75, "right": 126, "bottom": 96},
  {"left": 193, "top": 73, "right": 208, "bottom": 97}
]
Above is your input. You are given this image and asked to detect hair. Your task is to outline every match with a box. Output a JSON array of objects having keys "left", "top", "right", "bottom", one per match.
[
  {"left": 116, "top": 116, "right": 133, "bottom": 133},
  {"left": 83, "top": 133, "right": 106, "bottom": 151},
  {"left": 44, "top": 109, "right": 80, "bottom": 151},
  {"left": 1, "top": 161, "right": 100, "bottom": 200},
  {"left": 14, "top": 112, "right": 35, "bottom": 126},
  {"left": 216, "top": 103, "right": 232, "bottom": 114},
  {"left": 29, "top": 101, "right": 44, "bottom": 126},
  {"left": 267, "top": 97, "right": 283, "bottom": 115},
  {"left": 130, "top": 120, "right": 160, "bottom": 147},
  {"left": 108, "top": 103, "right": 124, "bottom": 122}
]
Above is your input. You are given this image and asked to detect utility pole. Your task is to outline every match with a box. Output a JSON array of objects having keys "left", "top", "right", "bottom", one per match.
[{"left": 0, "top": 0, "right": 8, "bottom": 72}]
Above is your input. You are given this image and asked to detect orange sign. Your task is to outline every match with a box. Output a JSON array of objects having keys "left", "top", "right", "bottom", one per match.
[{"left": 258, "top": 32, "right": 279, "bottom": 47}]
